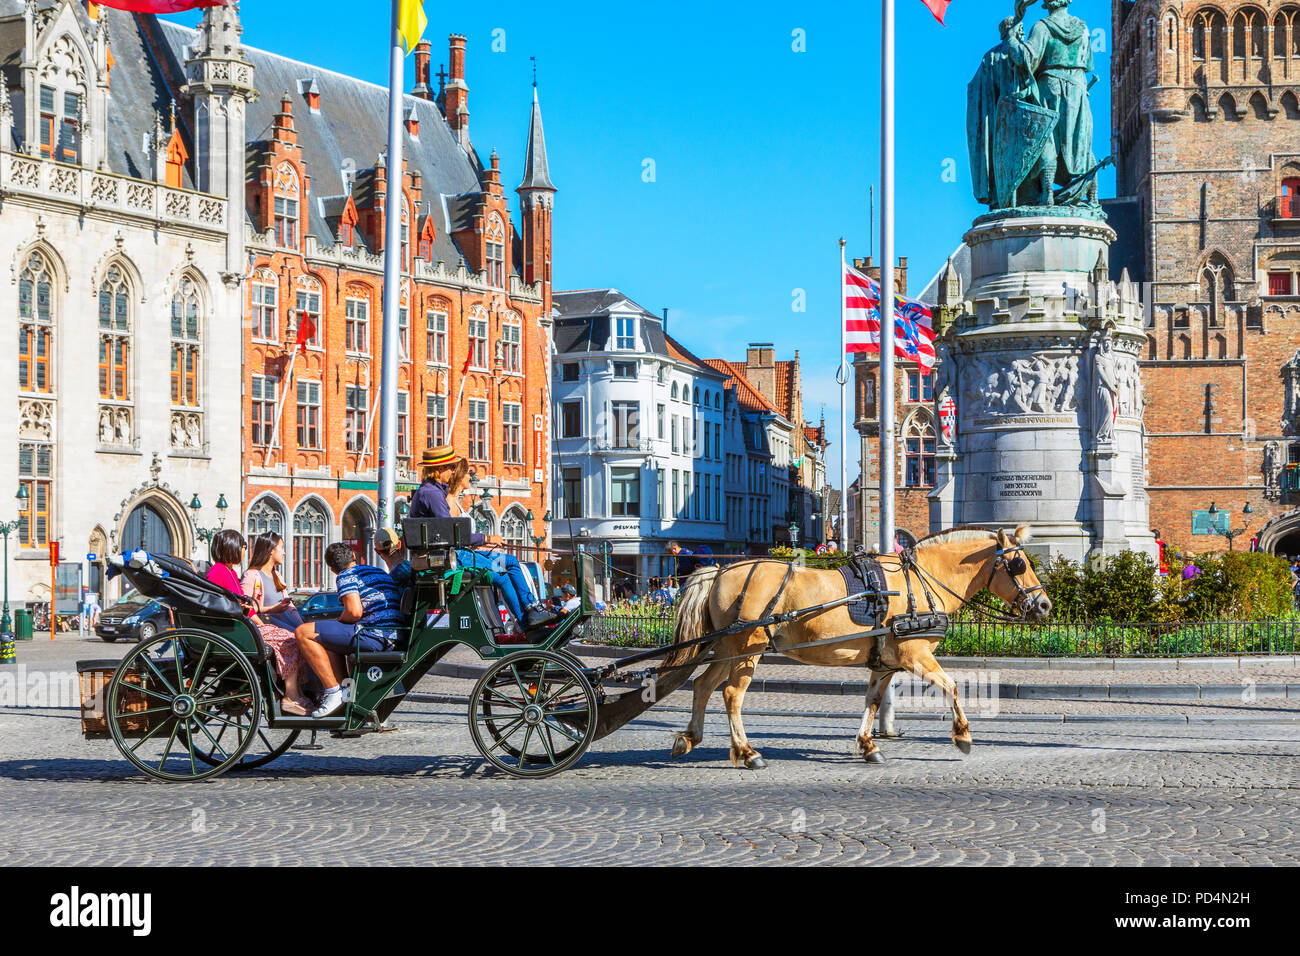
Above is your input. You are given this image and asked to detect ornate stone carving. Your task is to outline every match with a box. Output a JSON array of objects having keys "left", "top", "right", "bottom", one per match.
[
  {"left": 11, "top": 158, "right": 39, "bottom": 189},
  {"left": 126, "top": 182, "right": 154, "bottom": 210},
  {"left": 49, "top": 166, "right": 77, "bottom": 195},
  {"left": 98, "top": 405, "right": 132, "bottom": 446},
  {"left": 170, "top": 411, "right": 203, "bottom": 450},
  {"left": 1264, "top": 440, "right": 1282, "bottom": 499},
  {"left": 165, "top": 190, "right": 191, "bottom": 219},
  {"left": 964, "top": 353, "right": 1079, "bottom": 416},
  {"left": 197, "top": 198, "right": 223, "bottom": 224},
  {"left": 1093, "top": 331, "right": 1119, "bottom": 444},
  {"left": 19, "top": 398, "right": 53, "bottom": 441},
  {"left": 90, "top": 174, "right": 119, "bottom": 203}
]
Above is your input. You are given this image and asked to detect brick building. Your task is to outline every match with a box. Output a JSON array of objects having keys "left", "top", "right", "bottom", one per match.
[
  {"left": 1111, "top": 0, "right": 1300, "bottom": 554},
  {"left": 847, "top": 255, "right": 937, "bottom": 549}
]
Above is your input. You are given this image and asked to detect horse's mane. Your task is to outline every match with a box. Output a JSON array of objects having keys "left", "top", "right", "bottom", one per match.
[{"left": 915, "top": 525, "right": 1033, "bottom": 549}]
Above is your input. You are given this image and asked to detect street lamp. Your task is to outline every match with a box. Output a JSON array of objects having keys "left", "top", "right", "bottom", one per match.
[
  {"left": 1, "top": 485, "right": 28, "bottom": 643},
  {"left": 789, "top": 520, "right": 800, "bottom": 550},
  {"left": 190, "top": 493, "right": 230, "bottom": 547},
  {"left": 1207, "top": 501, "right": 1253, "bottom": 550}
]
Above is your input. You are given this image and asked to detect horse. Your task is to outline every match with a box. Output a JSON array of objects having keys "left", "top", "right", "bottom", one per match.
[{"left": 664, "top": 525, "right": 1051, "bottom": 768}]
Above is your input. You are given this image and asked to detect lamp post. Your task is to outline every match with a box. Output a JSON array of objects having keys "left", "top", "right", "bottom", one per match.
[
  {"left": 1207, "top": 501, "right": 1253, "bottom": 550},
  {"left": 1, "top": 485, "right": 27, "bottom": 645},
  {"left": 789, "top": 520, "right": 800, "bottom": 551},
  {"left": 190, "top": 493, "right": 230, "bottom": 558}
]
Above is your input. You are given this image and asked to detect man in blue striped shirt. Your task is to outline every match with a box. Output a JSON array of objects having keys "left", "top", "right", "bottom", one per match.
[{"left": 296, "top": 542, "right": 410, "bottom": 718}]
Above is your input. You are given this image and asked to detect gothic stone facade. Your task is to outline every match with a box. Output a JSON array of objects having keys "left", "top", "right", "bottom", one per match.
[
  {"left": 1113, "top": 1, "right": 1300, "bottom": 553},
  {"left": 0, "top": 2, "right": 243, "bottom": 602}
]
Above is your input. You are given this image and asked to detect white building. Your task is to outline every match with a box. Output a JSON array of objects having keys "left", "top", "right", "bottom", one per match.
[
  {"left": 551, "top": 290, "right": 726, "bottom": 586},
  {"left": 0, "top": 2, "right": 244, "bottom": 603}
]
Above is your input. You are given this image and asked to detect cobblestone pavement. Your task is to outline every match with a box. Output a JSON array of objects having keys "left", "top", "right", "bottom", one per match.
[{"left": 1, "top": 694, "right": 1297, "bottom": 865}]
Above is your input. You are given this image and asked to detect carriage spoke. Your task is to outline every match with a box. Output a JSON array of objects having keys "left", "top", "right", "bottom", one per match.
[
  {"left": 157, "top": 719, "right": 183, "bottom": 770},
  {"left": 518, "top": 725, "right": 535, "bottom": 761},
  {"left": 128, "top": 713, "right": 177, "bottom": 753},
  {"left": 508, "top": 663, "right": 532, "bottom": 701},
  {"left": 542, "top": 716, "right": 583, "bottom": 744},
  {"left": 538, "top": 677, "right": 578, "bottom": 709},
  {"left": 135, "top": 685, "right": 179, "bottom": 704},
  {"left": 112, "top": 705, "right": 173, "bottom": 719},
  {"left": 192, "top": 715, "right": 232, "bottom": 761},
  {"left": 537, "top": 721, "right": 557, "bottom": 764},
  {"left": 137, "top": 654, "right": 179, "bottom": 697},
  {"left": 484, "top": 715, "right": 527, "bottom": 753},
  {"left": 192, "top": 662, "right": 239, "bottom": 700},
  {"left": 482, "top": 685, "right": 525, "bottom": 710},
  {"left": 173, "top": 642, "right": 184, "bottom": 691},
  {"left": 198, "top": 692, "right": 252, "bottom": 708},
  {"left": 185, "top": 722, "right": 197, "bottom": 775},
  {"left": 187, "top": 642, "right": 212, "bottom": 692}
]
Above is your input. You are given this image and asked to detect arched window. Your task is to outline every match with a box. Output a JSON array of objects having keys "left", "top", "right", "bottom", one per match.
[
  {"left": 18, "top": 252, "right": 54, "bottom": 394},
  {"left": 98, "top": 266, "right": 131, "bottom": 402},
  {"left": 471, "top": 503, "right": 496, "bottom": 537},
  {"left": 171, "top": 278, "right": 202, "bottom": 407},
  {"left": 693, "top": 386, "right": 700, "bottom": 406},
  {"left": 1201, "top": 255, "right": 1236, "bottom": 327},
  {"left": 36, "top": 37, "right": 85, "bottom": 163},
  {"left": 273, "top": 161, "right": 300, "bottom": 249},
  {"left": 293, "top": 499, "right": 328, "bottom": 588},
  {"left": 295, "top": 275, "right": 322, "bottom": 349},
  {"left": 500, "top": 507, "right": 528, "bottom": 559},
  {"left": 401, "top": 200, "right": 411, "bottom": 267},
  {"left": 247, "top": 497, "right": 286, "bottom": 537},
  {"left": 345, "top": 285, "right": 371, "bottom": 354},
  {"left": 904, "top": 416, "right": 936, "bottom": 488},
  {"left": 1282, "top": 177, "right": 1300, "bottom": 219},
  {"left": 671, "top": 382, "right": 679, "bottom": 401},
  {"left": 485, "top": 213, "right": 506, "bottom": 288}
]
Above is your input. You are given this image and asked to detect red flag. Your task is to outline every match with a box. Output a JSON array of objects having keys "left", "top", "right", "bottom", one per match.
[
  {"left": 294, "top": 312, "right": 316, "bottom": 358},
  {"left": 921, "top": 0, "right": 951, "bottom": 24},
  {"left": 93, "top": 1, "right": 229, "bottom": 12}
]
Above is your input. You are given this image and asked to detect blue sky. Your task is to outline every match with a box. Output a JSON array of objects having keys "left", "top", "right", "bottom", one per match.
[{"left": 164, "top": 0, "right": 1116, "bottom": 483}]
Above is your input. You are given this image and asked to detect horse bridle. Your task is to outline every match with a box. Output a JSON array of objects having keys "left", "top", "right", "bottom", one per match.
[
  {"left": 988, "top": 545, "right": 1047, "bottom": 618},
  {"left": 897, "top": 542, "right": 1045, "bottom": 622}
]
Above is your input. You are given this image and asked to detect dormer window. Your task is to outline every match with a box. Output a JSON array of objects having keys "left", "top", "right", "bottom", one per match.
[
  {"left": 273, "top": 162, "right": 300, "bottom": 249},
  {"left": 40, "top": 86, "right": 81, "bottom": 164},
  {"left": 486, "top": 214, "right": 506, "bottom": 288},
  {"left": 340, "top": 221, "right": 354, "bottom": 247},
  {"left": 614, "top": 316, "right": 636, "bottom": 350}
]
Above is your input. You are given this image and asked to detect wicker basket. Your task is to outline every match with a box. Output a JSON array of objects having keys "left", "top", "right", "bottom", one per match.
[{"left": 77, "top": 659, "right": 159, "bottom": 740}]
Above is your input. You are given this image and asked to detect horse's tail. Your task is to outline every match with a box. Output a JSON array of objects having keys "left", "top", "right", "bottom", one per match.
[{"left": 665, "top": 565, "right": 721, "bottom": 668}]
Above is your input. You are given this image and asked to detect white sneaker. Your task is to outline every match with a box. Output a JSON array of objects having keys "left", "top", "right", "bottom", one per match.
[{"left": 312, "top": 687, "right": 345, "bottom": 719}]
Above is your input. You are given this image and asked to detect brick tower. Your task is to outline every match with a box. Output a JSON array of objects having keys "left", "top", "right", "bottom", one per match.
[{"left": 1111, "top": 2, "right": 1300, "bottom": 553}]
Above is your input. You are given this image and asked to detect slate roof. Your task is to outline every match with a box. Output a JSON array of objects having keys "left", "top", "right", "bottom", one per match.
[
  {"left": 0, "top": 4, "right": 539, "bottom": 274},
  {"left": 518, "top": 86, "right": 554, "bottom": 192}
]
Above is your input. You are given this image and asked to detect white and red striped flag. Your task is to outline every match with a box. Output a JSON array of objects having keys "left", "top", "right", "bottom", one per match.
[{"left": 843, "top": 264, "right": 936, "bottom": 370}]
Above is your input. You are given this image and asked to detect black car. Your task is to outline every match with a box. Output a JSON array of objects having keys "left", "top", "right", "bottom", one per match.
[
  {"left": 95, "top": 588, "right": 173, "bottom": 643},
  {"left": 296, "top": 590, "right": 342, "bottom": 622}
]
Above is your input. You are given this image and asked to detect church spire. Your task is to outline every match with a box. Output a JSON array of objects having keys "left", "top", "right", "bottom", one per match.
[{"left": 517, "top": 85, "right": 555, "bottom": 193}]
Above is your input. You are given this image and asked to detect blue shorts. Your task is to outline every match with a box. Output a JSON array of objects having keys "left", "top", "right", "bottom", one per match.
[{"left": 310, "top": 619, "right": 386, "bottom": 655}]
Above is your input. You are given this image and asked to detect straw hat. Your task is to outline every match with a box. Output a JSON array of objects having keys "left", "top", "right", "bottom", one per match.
[
  {"left": 373, "top": 527, "right": 402, "bottom": 554},
  {"left": 420, "top": 444, "right": 464, "bottom": 469}
]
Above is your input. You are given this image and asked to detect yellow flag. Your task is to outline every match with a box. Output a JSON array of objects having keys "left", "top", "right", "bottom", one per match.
[{"left": 398, "top": 0, "right": 427, "bottom": 55}]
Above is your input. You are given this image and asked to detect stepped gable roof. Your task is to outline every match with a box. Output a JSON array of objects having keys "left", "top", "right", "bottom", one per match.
[
  {"left": 804, "top": 424, "right": 828, "bottom": 449},
  {"left": 702, "top": 359, "right": 782, "bottom": 417},
  {"left": 772, "top": 359, "right": 797, "bottom": 419},
  {"left": 152, "top": 17, "right": 481, "bottom": 269}
]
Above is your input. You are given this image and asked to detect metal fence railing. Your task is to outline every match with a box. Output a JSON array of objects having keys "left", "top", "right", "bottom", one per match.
[{"left": 578, "top": 611, "right": 1300, "bottom": 657}]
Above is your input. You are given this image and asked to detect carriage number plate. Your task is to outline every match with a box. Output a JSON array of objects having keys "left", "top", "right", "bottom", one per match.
[
  {"left": 366, "top": 667, "right": 382, "bottom": 682},
  {"left": 460, "top": 616, "right": 470, "bottom": 629}
]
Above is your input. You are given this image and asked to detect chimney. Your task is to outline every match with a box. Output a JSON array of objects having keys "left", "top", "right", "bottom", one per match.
[
  {"left": 273, "top": 91, "right": 297, "bottom": 146},
  {"left": 300, "top": 78, "right": 320, "bottom": 112},
  {"left": 745, "top": 343, "right": 777, "bottom": 406},
  {"left": 442, "top": 34, "right": 469, "bottom": 148},
  {"left": 412, "top": 40, "right": 433, "bottom": 99}
]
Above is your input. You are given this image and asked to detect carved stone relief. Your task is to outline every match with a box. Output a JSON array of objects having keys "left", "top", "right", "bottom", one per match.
[
  {"left": 963, "top": 354, "right": 1080, "bottom": 417},
  {"left": 19, "top": 398, "right": 54, "bottom": 441},
  {"left": 171, "top": 411, "right": 203, "bottom": 451},
  {"left": 98, "top": 405, "right": 132, "bottom": 446}
]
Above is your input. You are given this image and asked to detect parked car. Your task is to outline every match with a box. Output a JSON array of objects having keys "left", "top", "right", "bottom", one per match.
[
  {"left": 296, "top": 590, "right": 342, "bottom": 622},
  {"left": 95, "top": 588, "right": 173, "bottom": 643}
]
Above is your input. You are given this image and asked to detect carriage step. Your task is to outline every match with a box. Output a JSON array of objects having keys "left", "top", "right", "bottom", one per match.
[{"left": 329, "top": 720, "right": 398, "bottom": 739}]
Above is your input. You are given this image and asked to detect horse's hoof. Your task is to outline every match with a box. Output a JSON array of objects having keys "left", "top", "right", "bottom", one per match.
[
  {"left": 865, "top": 750, "right": 886, "bottom": 764},
  {"left": 745, "top": 755, "right": 767, "bottom": 770},
  {"left": 670, "top": 734, "right": 693, "bottom": 758},
  {"left": 954, "top": 738, "right": 972, "bottom": 755}
]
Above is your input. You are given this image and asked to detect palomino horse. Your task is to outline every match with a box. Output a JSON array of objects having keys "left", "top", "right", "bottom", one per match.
[{"left": 665, "top": 526, "right": 1051, "bottom": 768}]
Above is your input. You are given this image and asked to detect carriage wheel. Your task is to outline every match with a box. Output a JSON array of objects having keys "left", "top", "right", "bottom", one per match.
[
  {"left": 107, "top": 630, "right": 261, "bottom": 782},
  {"left": 468, "top": 650, "right": 597, "bottom": 778}
]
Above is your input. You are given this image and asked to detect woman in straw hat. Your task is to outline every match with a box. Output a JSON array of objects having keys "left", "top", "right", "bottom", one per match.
[{"left": 409, "top": 444, "right": 556, "bottom": 633}]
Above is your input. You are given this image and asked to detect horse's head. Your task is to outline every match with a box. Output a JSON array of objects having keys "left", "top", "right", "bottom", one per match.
[{"left": 988, "top": 525, "right": 1052, "bottom": 622}]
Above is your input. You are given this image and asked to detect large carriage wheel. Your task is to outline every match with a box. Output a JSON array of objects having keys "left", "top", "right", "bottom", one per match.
[
  {"left": 108, "top": 630, "right": 262, "bottom": 782},
  {"left": 468, "top": 650, "right": 597, "bottom": 778}
]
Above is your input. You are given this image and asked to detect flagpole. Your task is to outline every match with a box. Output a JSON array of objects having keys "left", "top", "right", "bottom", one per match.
[
  {"left": 377, "top": 0, "right": 405, "bottom": 531},
  {"left": 839, "top": 239, "right": 848, "bottom": 552},
  {"left": 878, "top": 0, "right": 896, "bottom": 556},
  {"left": 264, "top": 354, "right": 296, "bottom": 468}
]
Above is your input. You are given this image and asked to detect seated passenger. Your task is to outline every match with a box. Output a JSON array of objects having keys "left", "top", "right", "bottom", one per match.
[
  {"left": 205, "top": 529, "right": 310, "bottom": 716},
  {"left": 409, "top": 444, "right": 556, "bottom": 634},
  {"left": 373, "top": 528, "right": 411, "bottom": 588},
  {"left": 295, "top": 543, "right": 410, "bottom": 718},
  {"left": 559, "top": 584, "right": 581, "bottom": 613},
  {"left": 247, "top": 532, "right": 305, "bottom": 632}
]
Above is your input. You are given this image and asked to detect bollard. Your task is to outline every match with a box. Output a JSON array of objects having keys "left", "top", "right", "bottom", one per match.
[{"left": 0, "top": 635, "right": 14, "bottom": 665}]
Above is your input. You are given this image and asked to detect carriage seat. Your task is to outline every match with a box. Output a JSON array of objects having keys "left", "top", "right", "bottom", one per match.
[{"left": 355, "top": 650, "right": 406, "bottom": 665}]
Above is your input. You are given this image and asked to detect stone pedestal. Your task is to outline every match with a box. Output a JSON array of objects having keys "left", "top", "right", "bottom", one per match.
[{"left": 929, "top": 209, "right": 1155, "bottom": 564}]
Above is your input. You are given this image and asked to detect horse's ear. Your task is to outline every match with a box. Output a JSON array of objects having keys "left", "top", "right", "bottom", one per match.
[
  {"left": 995, "top": 528, "right": 1009, "bottom": 548},
  {"left": 1014, "top": 524, "right": 1033, "bottom": 544}
]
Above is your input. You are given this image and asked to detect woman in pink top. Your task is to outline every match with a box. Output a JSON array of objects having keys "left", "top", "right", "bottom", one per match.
[{"left": 205, "top": 529, "right": 310, "bottom": 715}]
